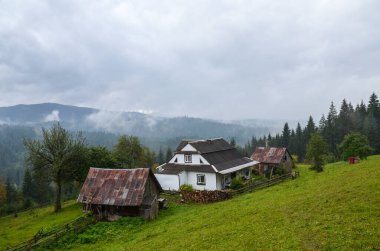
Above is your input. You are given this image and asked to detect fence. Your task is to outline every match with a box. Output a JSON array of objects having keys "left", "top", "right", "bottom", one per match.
[
  {"left": 6, "top": 216, "right": 96, "bottom": 251},
  {"left": 229, "top": 172, "right": 299, "bottom": 197}
]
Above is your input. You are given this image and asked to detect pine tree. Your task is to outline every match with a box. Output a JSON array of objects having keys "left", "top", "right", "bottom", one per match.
[
  {"left": 22, "top": 169, "right": 34, "bottom": 200},
  {"left": 157, "top": 148, "right": 165, "bottom": 164},
  {"left": 305, "top": 116, "right": 316, "bottom": 139},
  {"left": 295, "top": 123, "right": 304, "bottom": 161},
  {"left": 326, "top": 102, "right": 339, "bottom": 157},
  {"left": 366, "top": 93, "right": 380, "bottom": 153},
  {"left": 165, "top": 147, "right": 173, "bottom": 162},
  {"left": 5, "top": 177, "right": 16, "bottom": 204},
  {"left": 337, "top": 99, "right": 353, "bottom": 142},
  {"left": 281, "top": 123, "right": 291, "bottom": 147}
]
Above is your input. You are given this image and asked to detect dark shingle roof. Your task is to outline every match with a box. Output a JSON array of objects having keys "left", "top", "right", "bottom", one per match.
[
  {"left": 214, "top": 157, "right": 254, "bottom": 172},
  {"left": 201, "top": 148, "right": 242, "bottom": 165},
  {"left": 77, "top": 168, "right": 162, "bottom": 206},
  {"left": 251, "top": 147, "right": 289, "bottom": 164},
  {"left": 156, "top": 163, "right": 216, "bottom": 175},
  {"left": 175, "top": 138, "right": 234, "bottom": 154}
]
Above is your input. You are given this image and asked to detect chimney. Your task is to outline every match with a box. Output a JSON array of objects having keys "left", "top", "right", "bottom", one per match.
[{"left": 265, "top": 139, "right": 269, "bottom": 149}]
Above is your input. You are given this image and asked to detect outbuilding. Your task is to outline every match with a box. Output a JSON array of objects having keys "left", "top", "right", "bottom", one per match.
[
  {"left": 77, "top": 167, "right": 162, "bottom": 220},
  {"left": 251, "top": 147, "right": 294, "bottom": 176}
]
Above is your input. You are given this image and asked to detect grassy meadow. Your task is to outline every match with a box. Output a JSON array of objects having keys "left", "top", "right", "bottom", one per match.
[
  {"left": 2, "top": 156, "right": 380, "bottom": 250},
  {"left": 0, "top": 201, "right": 82, "bottom": 248}
]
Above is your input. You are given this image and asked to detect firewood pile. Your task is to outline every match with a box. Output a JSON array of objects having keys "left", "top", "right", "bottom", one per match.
[{"left": 181, "top": 190, "right": 231, "bottom": 203}]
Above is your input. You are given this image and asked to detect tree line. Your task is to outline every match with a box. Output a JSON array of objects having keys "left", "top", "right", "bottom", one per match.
[
  {"left": 0, "top": 124, "right": 172, "bottom": 214},
  {"left": 237, "top": 92, "right": 379, "bottom": 163}
]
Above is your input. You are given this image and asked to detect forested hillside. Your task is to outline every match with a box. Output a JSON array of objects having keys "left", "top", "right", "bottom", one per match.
[{"left": 238, "top": 93, "right": 380, "bottom": 161}]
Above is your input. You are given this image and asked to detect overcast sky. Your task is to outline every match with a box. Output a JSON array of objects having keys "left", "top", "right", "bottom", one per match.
[{"left": 0, "top": 0, "right": 379, "bottom": 121}]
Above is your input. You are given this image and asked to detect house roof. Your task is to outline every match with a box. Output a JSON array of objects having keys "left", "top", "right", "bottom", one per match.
[
  {"left": 77, "top": 167, "right": 162, "bottom": 207},
  {"left": 156, "top": 163, "right": 216, "bottom": 175},
  {"left": 214, "top": 157, "right": 255, "bottom": 172},
  {"left": 251, "top": 147, "right": 290, "bottom": 164},
  {"left": 161, "top": 138, "right": 257, "bottom": 175},
  {"left": 175, "top": 138, "right": 234, "bottom": 154}
]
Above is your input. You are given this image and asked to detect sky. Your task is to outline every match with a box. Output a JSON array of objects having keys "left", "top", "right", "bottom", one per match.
[{"left": 0, "top": 0, "right": 379, "bottom": 121}]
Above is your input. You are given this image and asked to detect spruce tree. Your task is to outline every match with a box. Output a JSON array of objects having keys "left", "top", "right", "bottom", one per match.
[
  {"left": 282, "top": 123, "right": 291, "bottom": 147},
  {"left": 326, "top": 102, "right": 339, "bottom": 157},
  {"left": 295, "top": 123, "right": 304, "bottom": 161},
  {"left": 157, "top": 148, "right": 165, "bottom": 164},
  {"left": 5, "top": 177, "right": 16, "bottom": 204},
  {"left": 22, "top": 169, "right": 34, "bottom": 200},
  {"left": 165, "top": 147, "right": 173, "bottom": 163}
]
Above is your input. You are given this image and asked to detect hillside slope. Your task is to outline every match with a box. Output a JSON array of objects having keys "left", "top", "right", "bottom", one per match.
[
  {"left": 43, "top": 156, "right": 380, "bottom": 251},
  {"left": 0, "top": 201, "right": 82, "bottom": 248}
]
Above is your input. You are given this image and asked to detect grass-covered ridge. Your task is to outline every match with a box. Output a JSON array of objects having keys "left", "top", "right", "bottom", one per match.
[
  {"left": 0, "top": 201, "right": 82, "bottom": 248},
  {"left": 44, "top": 156, "right": 380, "bottom": 250}
]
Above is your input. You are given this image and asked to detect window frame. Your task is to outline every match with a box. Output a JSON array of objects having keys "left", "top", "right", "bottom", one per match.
[
  {"left": 197, "top": 174, "right": 206, "bottom": 185},
  {"left": 184, "top": 154, "right": 192, "bottom": 163}
]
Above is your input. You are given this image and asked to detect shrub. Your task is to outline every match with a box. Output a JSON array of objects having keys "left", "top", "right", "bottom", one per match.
[
  {"left": 180, "top": 184, "right": 193, "bottom": 192},
  {"left": 230, "top": 178, "right": 244, "bottom": 190}
]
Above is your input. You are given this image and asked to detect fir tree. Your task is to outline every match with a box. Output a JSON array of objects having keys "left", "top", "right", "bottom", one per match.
[
  {"left": 5, "top": 177, "right": 16, "bottom": 204},
  {"left": 165, "top": 147, "right": 173, "bottom": 163},
  {"left": 22, "top": 169, "right": 34, "bottom": 200},
  {"left": 282, "top": 123, "right": 291, "bottom": 147},
  {"left": 157, "top": 148, "right": 165, "bottom": 164}
]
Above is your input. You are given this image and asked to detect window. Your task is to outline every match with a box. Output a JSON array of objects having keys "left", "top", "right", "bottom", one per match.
[
  {"left": 184, "top": 154, "right": 192, "bottom": 163},
  {"left": 197, "top": 174, "right": 206, "bottom": 185},
  {"left": 200, "top": 158, "right": 203, "bottom": 164},
  {"left": 174, "top": 158, "right": 178, "bottom": 163}
]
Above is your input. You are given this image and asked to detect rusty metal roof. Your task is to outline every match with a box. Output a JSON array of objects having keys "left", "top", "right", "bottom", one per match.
[
  {"left": 251, "top": 147, "right": 290, "bottom": 164},
  {"left": 77, "top": 167, "right": 162, "bottom": 207}
]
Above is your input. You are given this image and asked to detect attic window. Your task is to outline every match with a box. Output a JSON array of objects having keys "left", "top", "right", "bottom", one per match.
[
  {"left": 184, "top": 154, "right": 192, "bottom": 163},
  {"left": 200, "top": 158, "right": 203, "bottom": 164},
  {"left": 174, "top": 158, "right": 178, "bottom": 163},
  {"left": 197, "top": 174, "right": 206, "bottom": 185}
]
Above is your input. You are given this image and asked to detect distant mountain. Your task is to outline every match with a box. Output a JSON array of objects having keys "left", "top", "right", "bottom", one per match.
[{"left": 0, "top": 103, "right": 279, "bottom": 144}]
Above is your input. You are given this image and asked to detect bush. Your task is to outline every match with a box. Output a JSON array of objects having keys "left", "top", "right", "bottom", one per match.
[
  {"left": 180, "top": 184, "right": 193, "bottom": 192},
  {"left": 230, "top": 178, "right": 244, "bottom": 190}
]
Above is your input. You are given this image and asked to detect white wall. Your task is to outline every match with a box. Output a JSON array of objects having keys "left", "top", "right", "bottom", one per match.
[
  {"left": 186, "top": 172, "right": 217, "bottom": 190},
  {"left": 181, "top": 144, "right": 197, "bottom": 151},
  {"left": 170, "top": 154, "right": 209, "bottom": 165},
  {"left": 216, "top": 174, "right": 223, "bottom": 190},
  {"left": 155, "top": 174, "right": 179, "bottom": 191},
  {"left": 178, "top": 171, "right": 188, "bottom": 186}
]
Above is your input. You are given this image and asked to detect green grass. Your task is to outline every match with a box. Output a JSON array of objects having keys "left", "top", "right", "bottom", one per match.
[
  {"left": 0, "top": 201, "right": 83, "bottom": 248},
  {"left": 7, "top": 156, "right": 380, "bottom": 250}
]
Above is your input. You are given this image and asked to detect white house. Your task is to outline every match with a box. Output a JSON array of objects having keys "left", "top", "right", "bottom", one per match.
[{"left": 155, "top": 138, "right": 258, "bottom": 191}]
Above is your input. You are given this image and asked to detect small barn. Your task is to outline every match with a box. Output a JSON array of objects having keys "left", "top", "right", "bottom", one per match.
[
  {"left": 77, "top": 167, "right": 162, "bottom": 220},
  {"left": 251, "top": 147, "right": 294, "bottom": 176}
]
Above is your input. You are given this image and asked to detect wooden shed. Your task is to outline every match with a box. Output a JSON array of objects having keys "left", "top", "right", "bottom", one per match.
[
  {"left": 77, "top": 167, "right": 162, "bottom": 220},
  {"left": 251, "top": 147, "right": 294, "bottom": 176}
]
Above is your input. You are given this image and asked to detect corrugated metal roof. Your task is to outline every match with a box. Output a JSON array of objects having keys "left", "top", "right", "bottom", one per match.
[
  {"left": 251, "top": 147, "right": 288, "bottom": 164},
  {"left": 77, "top": 167, "right": 161, "bottom": 207}
]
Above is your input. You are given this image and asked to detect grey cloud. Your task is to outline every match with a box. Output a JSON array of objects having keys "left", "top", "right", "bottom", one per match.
[{"left": 0, "top": 0, "right": 379, "bottom": 120}]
